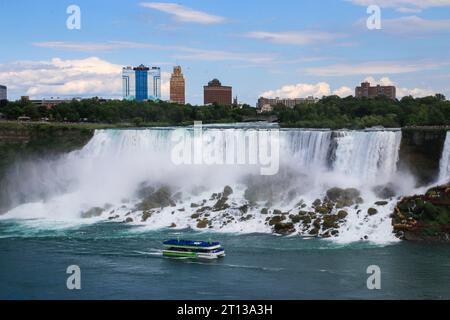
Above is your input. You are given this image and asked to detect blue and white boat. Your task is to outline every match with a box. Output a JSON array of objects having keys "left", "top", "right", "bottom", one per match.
[{"left": 162, "top": 239, "right": 226, "bottom": 259}]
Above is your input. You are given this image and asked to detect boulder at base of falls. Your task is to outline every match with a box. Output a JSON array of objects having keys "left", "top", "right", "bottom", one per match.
[
  {"left": 196, "top": 219, "right": 209, "bottom": 229},
  {"left": 141, "top": 211, "right": 152, "bottom": 222},
  {"left": 269, "top": 215, "right": 286, "bottom": 226},
  {"left": 212, "top": 186, "right": 233, "bottom": 212},
  {"left": 123, "top": 217, "right": 133, "bottom": 223},
  {"left": 392, "top": 184, "right": 450, "bottom": 242},
  {"left": 273, "top": 222, "right": 295, "bottom": 235},
  {"left": 368, "top": 208, "right": 378, "bottom": 216},
  {"left": 373, "top": 184, "right": 396, "bottom": 199},
  {"left": 136, "top": 186, "right": 176, "bottom": 211},
  {"left": 81, "top": 207, "right": 104, "bottom": 219},
  {"left": 326, "top": 187, "right": 362, "bottom": 208}
]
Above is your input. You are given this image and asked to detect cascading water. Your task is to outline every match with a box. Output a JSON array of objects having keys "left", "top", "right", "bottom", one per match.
[
  {"left": 331, "top": 130, "right": 402, "bottom": 185},
  {"left": 1, "top": 126, "right": 411, "bottom": 243},
  {"left": 438, "top": 131, "right": 450, "bottom": 183}
]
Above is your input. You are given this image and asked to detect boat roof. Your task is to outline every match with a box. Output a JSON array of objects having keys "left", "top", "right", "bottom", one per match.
[{"left": 163, "top": 239, "right": 221, "bottom": 248}]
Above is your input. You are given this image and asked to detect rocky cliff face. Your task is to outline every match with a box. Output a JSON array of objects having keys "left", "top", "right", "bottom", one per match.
[{"left": 399, "top": 129, "right": 447, "bottom": 186}]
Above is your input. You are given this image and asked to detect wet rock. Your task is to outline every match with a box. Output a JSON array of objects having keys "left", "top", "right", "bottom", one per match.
[
  {"left": 312, "top": 199, "right": 322, "bottom": 207},
  {"left": 213, "top": 197, "right": 229, "bottom": 212},
  {"left": 273, "top": 222, "right": 295, "bottom": 235},
  {"left": 373, "top": 184, "right": 396, "bottom": 199},
  {"left": 261, "top": 208, "right": 269, "bottom": 215},
  {"left": 108, "top": 215, "right": 119, "bottom": 220},
  {"left": 375, "top": 201, "right": 389, "bottom": 206},
  {"left": 124, "top": 217, "right": 133, "bottom": 223},
  {"left": 239, "top": 205, "right": 249, "bottom": 214},
  {"left": 191, "top": 203, "right": 200, "bottom": 208},
  {"left": 136, "top": 186, "right": 176, "bottom": 211},
  {"left": 326, "top": 187, "right": 361, "bottom": 207},
  {"left": 191, "top": 213, "right": 200, "bottom": 219},
  {"left": 210, "top": 193, "right": 219, "bottom": 200},
  {"left": 142, "top": 211, "right": 152, "bottom": 222},
  {"left": 322, "top": 215, "right": 339, "bottom": 229},
  {"left": 309, "top": 228, "right": 319, "bottom": 236},
  {"left": 81, "top": 207, "right": 104, "bottom": 219},
  {"left": 223, "top": 186, "right": 233, "bottom": 198},
  {"left": 313, "top": 218, "right": 322, "bottom": 229},
  {"left": 170, "top": 223, "right": 177, "bottom": 228},
  {"left": 269, "top": 215, "right": 286, "bottom": 226},
  {"left": 196, "top": 206, "right": 212, "bottom": 214},
  {"left": 273, "top": 209, "right": 283, "bottom": 216},
  {"left": 330, "top": 229, "right": 339, "bottom": 236},
  {"left": 368, "top": 208, "right": 378, "bottom": 216},
  {"left": 314, "top": 201, "right": 334, "bottom": 214},
  {"left": 197, "top": 219, "right": 209, "bottom": 229},
  {"left": 289, "top": 214, "right": 302, "bottom": 224},
  {"left": 337, "top": 210, "right": 348, "bottom": 220},
  {"left": 240, "top": 214, "right": 253, "bottom": 222}
]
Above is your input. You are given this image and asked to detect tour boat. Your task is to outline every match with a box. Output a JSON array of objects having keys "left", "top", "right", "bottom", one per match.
[{"left": 162, "top": 239, "right": 226, "bottom": 259}]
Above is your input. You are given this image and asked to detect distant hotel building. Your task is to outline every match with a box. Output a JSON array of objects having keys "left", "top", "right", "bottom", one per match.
[
  {"left": 170, "top": 66, "right": 185, "bottom": 104},
  {"left": 0, "top": 85, "right": 7, "bottom": 101},
  {"left": 122, "top": 65, "right": 161, "bottom": 101},
  {"left": 204, "top": 79, "right": 232, "bottom": 106},
  {"left": 257, "top": 96, "right": 319, "bottom": 113},
  {"left": 355, "top": 82, "right": 396, "bottom": 100}
]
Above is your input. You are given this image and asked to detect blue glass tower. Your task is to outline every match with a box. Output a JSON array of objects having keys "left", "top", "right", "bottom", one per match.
[
  {"left": 134, "top": 65, "right": 149, "bottom": 101},
  {"left": 122, "top": 65, "right": 161, "bottom": 101}
]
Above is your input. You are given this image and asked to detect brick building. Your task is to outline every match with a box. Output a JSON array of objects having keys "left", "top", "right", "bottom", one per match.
[
  {"left": 204, "top": 79, "right": 232, "bottom": 106},
  {"left": 170, "top": 66, "right": 185, "bottom": 104},
  {"left": 355, "top": 82, "right": 396, "bottom": 100}
]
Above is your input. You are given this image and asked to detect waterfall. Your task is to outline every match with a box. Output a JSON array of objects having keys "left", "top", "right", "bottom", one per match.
[
  {"left": 283, "top": 130, "right": 332, "bottom": 170},
  {"left": 439, "top": 132, "right": 450, "bottom": 183},
  {"left": 331, "top": 130, "right": 402, "bottom": 185},
  {"left": 1, "top": 127, "right": 407, "bottom": 243}
]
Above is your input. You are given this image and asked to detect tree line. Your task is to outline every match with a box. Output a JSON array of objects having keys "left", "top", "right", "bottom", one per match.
[
  {"left": 0, "top": 94, "right": 449, "bottom": 128},
  {"left": 0, "top": 98, "right": 256, "bottom": 126},
  {"left": 271, "top": 94, "right": 450, "bottom": 129}
]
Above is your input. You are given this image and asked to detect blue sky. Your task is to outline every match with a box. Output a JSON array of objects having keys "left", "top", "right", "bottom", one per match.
[{"left": 1, "top": 0, "right": 450, "bottom": 105}]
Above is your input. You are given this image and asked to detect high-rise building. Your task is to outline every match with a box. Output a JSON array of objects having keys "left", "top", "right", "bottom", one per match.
[
  {"left": 355, "top": 82, "right": 396, "bottom": 100},
  {"left": 122, "top": 65, "right": 161, "bottom": 101},
  {"left": 170, "top": 66, "right": 185, "bottom": 104},
  {"left": 257, "top": 96, "right": 319, "bottom": 112},
  {"left": 0, "top": 85, "right": 7, "bottom": 101},
  {"left": 204, "top": 79, "right": 232, "bottom": 106}
]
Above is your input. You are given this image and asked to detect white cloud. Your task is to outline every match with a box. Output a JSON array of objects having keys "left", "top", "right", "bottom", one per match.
[
  {"left": 172, "top": 48, "right": 275, "bottom": 63},
  {"left": 346, "top": 0, "right": 450, "bottom": 12},
  {"left": 306, "top": 60, "right": 448, "bottom": 76},
  {"left": 333, "top": 86, "right": 353, "bottom": 97},
  {"left": 161, "top": 71, "right": 171, "bottom": 99},
  {"left": 245, "top": 31, "right": 344, "bottom": 45},
  {"left": 260, "top": 78, "right": 437, "bottom": 100},
  {"left": 139, "top": 2, "right": 227, "bottom": 24},
  {"left": 32, "top": 41, "right": 275, "bottom": 64},
  {"left": 32, "top": 41, "right": 159, "bottom": 51},
  {"left": 0, "top": 57, "right": 123, "bottom": 99},
  {"left": 379, "top": 16, "right": 450, "bottom": 34},
  {"left": 0, "top": 57, "right": 173, "bottom": 101},
  {"left": 260, "top": 82, "right": 353, "bottom": 98},
  {"left": 363, "top": 76, "right": 436, "bottom": 97}
]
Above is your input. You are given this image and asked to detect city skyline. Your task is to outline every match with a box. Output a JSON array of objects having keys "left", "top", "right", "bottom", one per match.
[{"left": 1, "top": 1, "right": 450, "bottom": 104}]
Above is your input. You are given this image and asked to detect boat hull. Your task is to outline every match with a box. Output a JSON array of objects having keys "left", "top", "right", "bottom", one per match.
[{"left": 163, "top": 250, "right": 226, "bottom": 260}]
